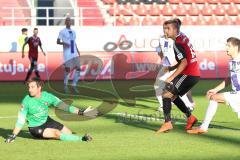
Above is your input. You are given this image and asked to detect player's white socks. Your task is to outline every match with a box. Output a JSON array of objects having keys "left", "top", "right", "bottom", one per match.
[
  {"left": 156, "top": 95, "right": 163, "bottom": 108},
  {"left": 64, "top": 71, "right": 70, "bottom": 86},
  {"left": 72, "top": 70, "right": 80, "bottom": 86},
  {"left": 180, "top": 95, "right": 194, "bottom": 109},
  {"left": 200, "top": 100, "right": 218, "bottom": 131}
]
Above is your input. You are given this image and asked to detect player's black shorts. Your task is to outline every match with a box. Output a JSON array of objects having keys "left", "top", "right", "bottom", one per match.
[
  {"left": 166, "top": 74, "right": 200, "bottom": 96},
  {"left": 28, "top": 117, "right": 64, "bottom": 139}
]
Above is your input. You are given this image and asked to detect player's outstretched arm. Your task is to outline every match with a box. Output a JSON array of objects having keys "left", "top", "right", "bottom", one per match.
[
  {"left": 5, "top": 106, "right": 27, "bottom": 143},
  {"left": 56, "top": 101, "right": 98, "bottom": 118}
]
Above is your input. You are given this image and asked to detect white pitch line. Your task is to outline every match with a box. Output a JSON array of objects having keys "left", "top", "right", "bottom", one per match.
[{"left": 113, "top": 112, "right": 186, "bottom": 125}]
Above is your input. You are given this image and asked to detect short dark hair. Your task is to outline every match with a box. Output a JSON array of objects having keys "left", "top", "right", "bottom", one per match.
[
  {"left": 26, "top": 77, "right": 44, "bottom": 88},
  {"left": 165, "top": 19, "right": 181, "bottom": 31},
  {"left": 34, "top": 28, "right": 38, "bottom": 30},
  {"left": 21, "top": 28, "right": 27, "bottom": 32},
  {"left": 227, "top": 37, "right": 240, "bottom": 51},
  {"left": 173, "top": 18, "right": 182, "bottom": 27}
]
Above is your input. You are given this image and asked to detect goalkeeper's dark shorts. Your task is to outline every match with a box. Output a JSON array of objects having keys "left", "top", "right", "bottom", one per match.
[
  {"left": 165, "top": 74, "right": 200, "bottom": 96},
  {"left": 28, "top": 116, "right": 64, "bottom": 139}
]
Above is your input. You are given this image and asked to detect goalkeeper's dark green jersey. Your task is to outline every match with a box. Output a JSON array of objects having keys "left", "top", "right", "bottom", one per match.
[{"left": 16, "top": 91, "right": 61, "bottom": 128}]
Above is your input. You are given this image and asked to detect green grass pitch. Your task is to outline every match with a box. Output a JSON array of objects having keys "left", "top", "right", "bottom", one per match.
[{"left": 0, "top": 80, "right": 239, "bottom": 160}]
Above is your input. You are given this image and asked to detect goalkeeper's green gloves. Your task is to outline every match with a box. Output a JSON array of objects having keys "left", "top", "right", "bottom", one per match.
[{"left": 78, "top": 106, "right": 98, "bottom": 118}]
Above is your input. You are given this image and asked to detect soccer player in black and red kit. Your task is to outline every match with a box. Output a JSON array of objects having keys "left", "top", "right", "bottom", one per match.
[
  {"left": 22, "top": 28, "right": 46, "bottom": 82},
  {"left": 156, "top": 19, "right": 200, "bottom": 133}
]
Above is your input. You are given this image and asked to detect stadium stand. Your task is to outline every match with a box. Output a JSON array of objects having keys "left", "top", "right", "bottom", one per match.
[
  {"left": 104, "top": 0, "right": 240, "bottom": 25},
  {"left": 0, "top": 0, "right": 240, "bottom": 26},
  {"left": 0, "top": 0, "right": 30, "bottom": 25},
  {"left": 77, "top": 0, "right": 105, "bottom": 25}
]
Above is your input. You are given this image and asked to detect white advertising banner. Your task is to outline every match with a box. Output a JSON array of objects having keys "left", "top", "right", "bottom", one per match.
[{"left": 0, "top": 26, "right": 239, "bottom": 52}]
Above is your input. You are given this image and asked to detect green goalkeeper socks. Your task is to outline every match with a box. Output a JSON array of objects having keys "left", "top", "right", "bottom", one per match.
[{"left": 60, "top": 133, "right": 83, "bottom": 141}]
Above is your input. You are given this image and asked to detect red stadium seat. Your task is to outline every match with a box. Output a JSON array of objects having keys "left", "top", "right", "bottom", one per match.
[
  {"left": 129, "top": 15, "right": 141, "bottom": 25},
  {"left": 122, "top": 3, "right": 134, "bottom": 15},
  {"left": 226, "top": 2, "right": 239, "bottom": 16},
  {"left": 109, "top": 3, "right": 120, "bottom": 16},
  {"left": 213, "top": 3, "right": 226, "bottom": 16},
  {"left": 235, "top": 15, "right": 240, "bottom": 25},
  {"left": 168, "top": 0, "right": 180, "bottom": 4},
  {"left": 220, "top": 0, "right": 233, "bottom": 4},
  {"left": 194, "top": 0, "right": 206, "bottom": 4},
  {"left": 174, "top": 3, "right": 188, "bottom": 16},
  {"left": 233, "top": 0, "right": 240, "bottom": 3},
  {"left": 206, "top": 15, "right": 219, "bottom": 25},
  {"left": 142, "top": 15, "right": 154, "bottom": 25},
  {"left": 115, "top": 14, "right": 128, "bottom": 26},
  {"left": 219, "top": 15, "right": 234, "bottom": 25},
  {"left": 188, "top": 3, "right": 200, "bottom": 16},
  {"left": 149, "top": 2, "right": 161, "bottom": 16},
  {"left": 134, "top": 2, "right": 147, "bottom": 16},
  {"left": 103, "top": 0, "right": 116, "bottom": 4},
  {"left": 207, "top": 0, "right": 219, "bottom": 4},
  {"left": 162, "top": 3, "right": 174, "bottom": 16},
  {"left": 201, "top": 3, "right": 213, "bottom": 16},
  {"left": 194, "top": 14, "right": 208, "bottom": 25},
  {"left": 182, "top": 15, "right": 195, "bottom": 25},
  {"left": 154, "top": 15, "right": 166, "bottom": 25},
  {"left": 181, "top": 0, "right": 193, "bottom": 4}
]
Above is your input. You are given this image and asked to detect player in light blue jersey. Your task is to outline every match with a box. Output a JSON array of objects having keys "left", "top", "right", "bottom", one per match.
[
  {"left": 57, "top": 17, "right": 80, "bottom": 93},
  {"left": 188, "top": 37, "right": 240, "bottom": 134}
]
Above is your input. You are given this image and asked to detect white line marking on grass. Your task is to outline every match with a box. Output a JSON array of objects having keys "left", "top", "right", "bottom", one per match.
[{"left": 112, "top": 112, "right": 186, "bottom": 125}]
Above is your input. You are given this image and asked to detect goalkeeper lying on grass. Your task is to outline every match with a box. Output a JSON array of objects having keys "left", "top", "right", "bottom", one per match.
[{"left": 5, "top": 77, "right": 98, "bottom": 143}]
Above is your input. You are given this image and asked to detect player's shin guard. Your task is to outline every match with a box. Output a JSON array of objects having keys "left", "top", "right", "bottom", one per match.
[
  {"left": 72, "top": 70, "right": 80, "bottom": 86},
  {"left": 64, "top": 71, "right": 70, "bottom": 86},
  {"left": 163, "top": 98, "right": 172, "bottom": 122},
  {"left": 173, "top": 96, "right": 191, "bottom": 118},
  {"left": 60, "top": 133, "right": 83, "bottom": 141},
  {"left": 200, "top": 100, "right": 218, "bottom": 131}
]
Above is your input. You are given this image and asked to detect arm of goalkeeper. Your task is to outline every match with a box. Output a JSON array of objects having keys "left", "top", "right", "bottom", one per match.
[{"left": 56, "top": 101, "right": 98, "bottom": 118}]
